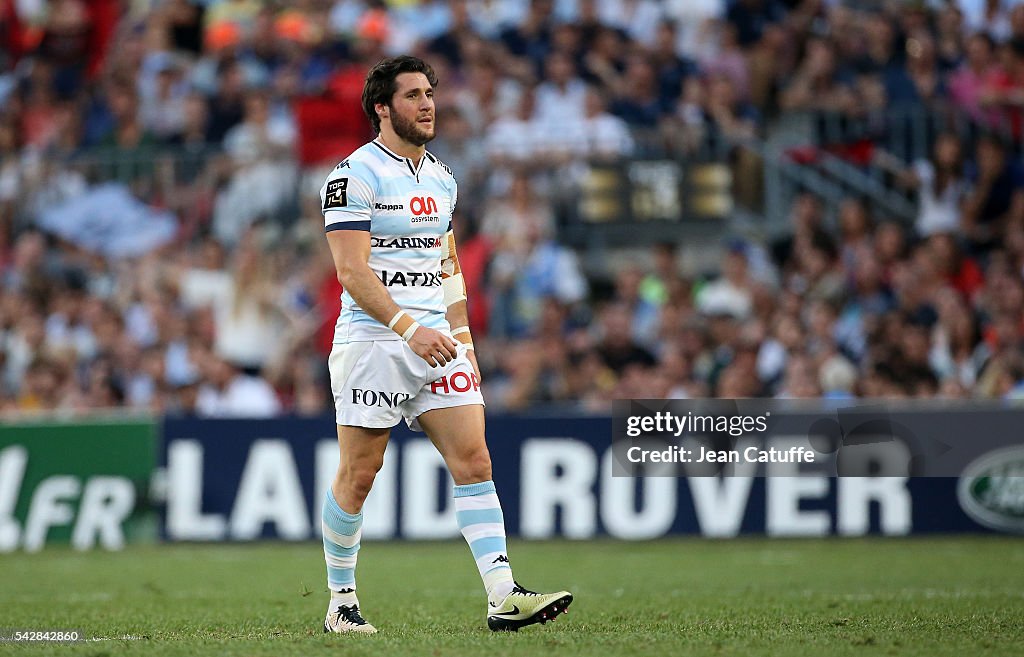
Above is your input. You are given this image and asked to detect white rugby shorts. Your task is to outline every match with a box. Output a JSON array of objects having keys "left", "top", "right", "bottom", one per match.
[{"left": 328, "top": 339, "right": 484, "bottom": 431}]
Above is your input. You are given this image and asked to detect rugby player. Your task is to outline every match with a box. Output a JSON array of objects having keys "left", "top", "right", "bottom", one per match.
[{"left": 318, "top": 55, "right": 573, "bottom": 634}]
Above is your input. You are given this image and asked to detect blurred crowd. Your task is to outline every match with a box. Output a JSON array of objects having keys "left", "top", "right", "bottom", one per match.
[{"left": 2, "top": 0, "right": 1024, "bottom": 417}]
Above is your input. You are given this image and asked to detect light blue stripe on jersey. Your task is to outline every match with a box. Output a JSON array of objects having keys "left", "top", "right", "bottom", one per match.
[{"left": 370, "top": 249, "right": 429, "bottom": 258}]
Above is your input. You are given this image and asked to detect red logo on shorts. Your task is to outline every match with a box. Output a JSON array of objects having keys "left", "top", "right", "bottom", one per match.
[{"left": 430, "top": 372, "right": 480, "bottom": 394}]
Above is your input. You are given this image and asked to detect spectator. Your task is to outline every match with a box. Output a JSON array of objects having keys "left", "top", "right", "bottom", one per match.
[
  {"left": 484, "top": 87, "right": 543, "bottom": 190},
  {"left": 982, "top": 36, "right": 1024, "bottom": 136},
  {"left": 639, "top": 242, "right": 680, "bottom": 307},
  {"left": 595, "top": 303, "right": 657, "bottom": 373},
  {"left": 726, "top": 0, "right": 785, "bottom": 48},
  {"left": 499, "top": 0, "right": 555, "bottom": 67},
  {"left": 696, "top": 246, "right": 755, "bottom": 320},
  {"left": 961, "top": 0, "right": 1014, "bottom": 43},
  {"left": 699, "top": 22, "right": 748, "bottom": 102},
  {"left": 533, "top": 50, "right": 588, "bottom": 130},
  {"left": 194, "top": 349, "right": 281, "bottom": 418},
  {"left": 884, "top": 29, "right": 945, "bottom": 106},
  {"left": 836, "top": 197, "right": 874, "bottom": 267},
  {"left": 139, "top": 53, "right": 190, "bottom": 141},
  {"left": 214, "top": 88, "right": 297, "bottom": 244},
  {"left": 963, "top": 133, "right": 1024, "bottom": 253},
  {"left": 489, "top": 219, "right": 587, "bottom": 339},
  {"left": 949, "top": 32, "right": 1001, "bottom": 123},
  {"left": 700, "top": 71, "right": 760, "bottom": 143},
  {"left": 582, "top": 85, "right": 635, "bottom": 160},
  {"left": 425, "top": 0, "right": 473, "bottom": 68},
  {"left": 882, "top": 132, "right": 969, "bottom": 238},
  {"left": 611, "top": 265, "right": 661, "bottom": 349},
  {"left": 779, "top": 37, "right": 856, "bottom": 114},
  {"left": 177, "top": 238, "right": 288, "bottom": 373},
  {"left": 597, "top": 0, "right": 662, "bottom": 47},
  {"left": 609, "top": 54, "right": 664, "bottom": 126},
  {"left": 581, "top": 25, "right": 626, "bottom": 91},
  {"left": 480, "top": 173, "right": 555, "bottom": 253}
]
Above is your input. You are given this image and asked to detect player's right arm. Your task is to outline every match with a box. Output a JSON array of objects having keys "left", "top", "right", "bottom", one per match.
[{"left": 321, "top": 165, "right": 457, "bottom": 367}]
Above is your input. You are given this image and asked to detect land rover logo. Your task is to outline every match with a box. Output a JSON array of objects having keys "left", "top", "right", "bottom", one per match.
[{"left": 956, "top": 446, "right": 1024, "bottom": 534}]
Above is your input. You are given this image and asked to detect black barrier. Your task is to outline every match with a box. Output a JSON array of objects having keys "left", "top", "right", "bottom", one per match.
[{"left": 158, "top": 413, "right": 1023, "bottom": 540}]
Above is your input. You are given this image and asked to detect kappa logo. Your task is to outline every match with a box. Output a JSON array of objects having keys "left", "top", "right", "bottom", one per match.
[
  {"left": 374, "top": 202, "right": 404, "bottom": 211},
  {"left": 491, "top": 555, "right": 510, "bottom": 564},
  {"left": 351, "top": 388, "right": 412, "bottom": 408},
  {"left": 430, "top": 371, "right": 481, "bottom": 394}
]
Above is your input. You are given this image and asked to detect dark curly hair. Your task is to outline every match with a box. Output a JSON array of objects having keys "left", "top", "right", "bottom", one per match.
[{"left": 361, "top": 56, "right": 438, "bottom": 134}]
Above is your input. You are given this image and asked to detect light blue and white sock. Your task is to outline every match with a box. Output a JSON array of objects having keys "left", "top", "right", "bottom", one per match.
[
  {"left": 322, "top": 489, "right": 361, "bottom": 602},
  {"left": 454, "top": 480, "right": 515, "bottom": 605}
]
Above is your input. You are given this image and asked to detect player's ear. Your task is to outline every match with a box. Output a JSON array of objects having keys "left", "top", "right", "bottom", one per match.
[{"left": 375, "top": 102, "right": 389, "bottom": 121}]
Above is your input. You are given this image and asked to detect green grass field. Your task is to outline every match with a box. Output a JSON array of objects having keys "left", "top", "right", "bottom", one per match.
[{"left": 2, "top": 537, "right": 1023, "bottom": 656}]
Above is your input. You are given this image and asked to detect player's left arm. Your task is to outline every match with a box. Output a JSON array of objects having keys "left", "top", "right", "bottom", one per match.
[{"left": 441, "top": 223, "right": 480, "bottom": 381}]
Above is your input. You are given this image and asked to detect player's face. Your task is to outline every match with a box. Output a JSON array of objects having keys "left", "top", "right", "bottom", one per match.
[{"left": 385, "top": 72, "right": 435, "bottom": 146}]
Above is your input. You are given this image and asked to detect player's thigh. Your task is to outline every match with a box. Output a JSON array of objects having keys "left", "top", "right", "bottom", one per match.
[
  {"left": 335, "top": 424, "right": 391, "bottom": 473},
  {"left": 416, "top": 404, "right": 489, "bottom": 467}
]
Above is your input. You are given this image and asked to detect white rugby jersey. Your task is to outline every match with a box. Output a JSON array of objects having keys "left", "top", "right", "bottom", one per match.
[{"left": 320, "top": 139, "right": 456, "bottom": 344}]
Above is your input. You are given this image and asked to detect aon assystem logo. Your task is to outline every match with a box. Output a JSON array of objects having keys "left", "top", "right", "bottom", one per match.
[
  {"left": 957, "top": 446, "right": 1024, "bottom": 534},
  {"left": 409, "top": 196, "right": 438, "bottom": 216}
]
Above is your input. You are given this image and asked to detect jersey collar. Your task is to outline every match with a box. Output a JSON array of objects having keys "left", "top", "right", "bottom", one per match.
[{"left": 372, "top": 139, "right": 426, "bottom": 180}]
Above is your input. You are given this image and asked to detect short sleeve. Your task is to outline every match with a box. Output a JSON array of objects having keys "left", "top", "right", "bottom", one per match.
[{"left": 320, "top": 161, "right": 375, "bottom": 232}]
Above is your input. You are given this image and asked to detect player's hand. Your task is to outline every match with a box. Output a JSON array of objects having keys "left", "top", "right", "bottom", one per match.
[
  {"left": 408, "top": 327, "right": 459, "bottom": 367},
  {"left": 466, "top": 348, "right": 482, "bottom": 384}
]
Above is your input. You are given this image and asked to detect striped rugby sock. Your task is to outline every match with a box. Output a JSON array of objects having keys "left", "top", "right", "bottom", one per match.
[
  {"left": 322, "top": 489, "right": 362, "bottom": 595},
  {"left": 454, "top": 480, "right": 515, "bottom": 604}
]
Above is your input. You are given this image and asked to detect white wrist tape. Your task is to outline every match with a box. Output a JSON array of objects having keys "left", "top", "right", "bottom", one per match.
[
  {"left": 401, "top": 322, "right": 421, "bottom": 341},
  {"left": 451, "top": 325, "right": 473, "bottom": 349},
  {"left": 387, "top": 310, "right": 406, "bottom": 330}
]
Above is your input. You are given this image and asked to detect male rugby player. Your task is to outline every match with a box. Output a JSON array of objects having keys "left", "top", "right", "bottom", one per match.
[{"left": 318, "top": 55, "right": 573, "bottom": 634}]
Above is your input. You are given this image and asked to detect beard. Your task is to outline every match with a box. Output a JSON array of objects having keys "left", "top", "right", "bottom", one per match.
[{"left": 390, "top": 109, "right": 435, "bottom": 147}]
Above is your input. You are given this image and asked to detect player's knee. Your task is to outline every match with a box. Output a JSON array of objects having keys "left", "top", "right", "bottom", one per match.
[
  {"left": 454, "top": 446, "right": 492, "bottom": 483},
  {"left": 343, "top": 469, "right": 377, "bottom": 502},
  {"left": 339, "top": 459, "right": 382, "bottom": 503}
]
